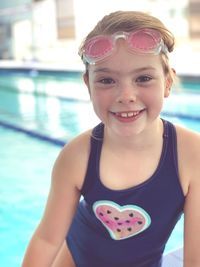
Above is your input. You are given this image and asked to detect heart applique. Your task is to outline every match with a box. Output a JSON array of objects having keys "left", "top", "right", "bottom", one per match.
[{"left": 93, "top": 200, "right": 151, "bottom": 240}]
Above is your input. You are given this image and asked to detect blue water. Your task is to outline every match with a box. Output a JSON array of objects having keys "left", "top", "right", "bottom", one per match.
[
  {"left": 0, "top": 70, "right": 199, "bottom": 266},
  {"left": 0, "top": 126, "right": 60, "bottom": 266},
  {"left": 0, "top": 72, "right": 95, "bottom": 143}
]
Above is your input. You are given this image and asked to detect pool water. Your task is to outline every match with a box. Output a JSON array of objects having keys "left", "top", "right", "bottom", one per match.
[
  {"left": 0, "top": 71, "right": 97, "bottom": 144},
  {"left": 0, "top": 70, "right": 199, "bottom": 266},
  {"left": 0, "top": 126, "right": 60, "bottom": 266}
]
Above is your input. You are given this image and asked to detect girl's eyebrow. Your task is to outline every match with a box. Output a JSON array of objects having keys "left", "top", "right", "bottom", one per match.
[
  {"left": 132, "top": 66, "right": 157, "bottom": 73},
  {"left": 93, "top": 67, "right": 112, "bottom": 73},
  {"left": 93, "top": 66, "right": 156, "bottom": 74}
]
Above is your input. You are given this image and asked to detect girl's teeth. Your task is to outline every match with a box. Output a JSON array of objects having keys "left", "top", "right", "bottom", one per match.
[
  {"left": 118, "top": 111, "right": 139, "bottom": 118},
  {"left": 121, "top": 112, "right": 129, "bottom": 118}
]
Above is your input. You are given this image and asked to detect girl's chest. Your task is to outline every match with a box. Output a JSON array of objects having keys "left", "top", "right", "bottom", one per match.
[{"left": 99, "top": 148, "right": 162, "bottom": 191}]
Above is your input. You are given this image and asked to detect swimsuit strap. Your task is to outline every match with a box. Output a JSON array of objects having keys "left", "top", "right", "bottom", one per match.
[{"left": 81, "top": 123, "right": 104, "bottom": 195}]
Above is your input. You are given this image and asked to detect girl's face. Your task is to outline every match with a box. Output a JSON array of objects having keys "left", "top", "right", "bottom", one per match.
[{"left": 84, "top": 40, "right": 172, "bottom": 138}]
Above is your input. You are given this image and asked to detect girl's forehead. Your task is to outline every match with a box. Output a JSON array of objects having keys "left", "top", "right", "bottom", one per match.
[{"left": 89, "top": 51, "right": 163, "bottom": 75}]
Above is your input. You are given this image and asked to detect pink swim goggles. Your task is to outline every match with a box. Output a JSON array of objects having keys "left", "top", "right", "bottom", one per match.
[{"left": 80, "top": 28, "right": 168, "bottom": 65}]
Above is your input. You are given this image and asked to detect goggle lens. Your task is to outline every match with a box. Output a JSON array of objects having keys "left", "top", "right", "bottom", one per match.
[
  {"left": 84, "top": 36, "right": 113, "bottom": 63},
  {"left": 128, "top": 30, "right": 161, "bottom": 52}
]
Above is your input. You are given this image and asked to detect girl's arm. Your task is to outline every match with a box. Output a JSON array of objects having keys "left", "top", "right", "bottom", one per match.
[
  {"left": 177, "top": 127, "right": 200, "bottom": 267},
  {"left": 22, "top": 131, "right": 91, "bottom": 267},
  {"left": 184, "top": 176, "right": 200, "bottom": 267}
]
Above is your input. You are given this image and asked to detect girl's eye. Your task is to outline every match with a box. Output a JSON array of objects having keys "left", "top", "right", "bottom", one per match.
[
  {"left": 98, "top": 78, "right": 115, "bottom": 84},
  {"left": 136, "top": 75, "right": 152, "bottom": 83}
]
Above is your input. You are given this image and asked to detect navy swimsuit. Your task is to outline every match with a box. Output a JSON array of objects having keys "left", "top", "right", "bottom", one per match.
[{"left": 67, "top": 119, "right": 185, "bottom": 267}]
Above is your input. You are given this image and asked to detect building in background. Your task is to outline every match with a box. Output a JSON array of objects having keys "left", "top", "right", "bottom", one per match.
[
  {"left": 188, "top": 0, "right": 200, "bottom": 38},
  {"left": 0, "top": 0, "right": 32, "bottom": 59},
  {"left": 0, "top": 0, "right": 76, "bottom": 63},
  {"left": 0, "top": 0, "right": 199, "bottom": 67}
]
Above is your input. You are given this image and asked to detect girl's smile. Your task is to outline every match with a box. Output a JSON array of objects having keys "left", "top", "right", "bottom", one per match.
[{"left": 110, "top": 108, "right": 146, "bottom": 123}]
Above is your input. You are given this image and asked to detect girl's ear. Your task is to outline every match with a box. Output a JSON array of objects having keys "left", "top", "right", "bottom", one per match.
[
  {"left": 83, "top": 72, "right": 91, "bottom": 96},
  {"left": 83, "top": 72, "right": 89, "bottom": 87},
  {"left": 164, "top": 77, "right": 172, "bottom": 97},
  {"left": 164, "top": 68, "right": 176, "bottom": 98}
]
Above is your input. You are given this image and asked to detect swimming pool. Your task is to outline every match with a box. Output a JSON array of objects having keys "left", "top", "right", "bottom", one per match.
[
  {"left": 0, "top": 70, "right": 199, "bottom": 266},
  {"left": 0, "top": 126, "right": 61, "bottom": 266},
  {"left": 0, "top": 70, "right": 97, "bottom": 145}
]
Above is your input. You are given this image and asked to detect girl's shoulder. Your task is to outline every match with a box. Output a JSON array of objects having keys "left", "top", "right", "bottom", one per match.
[
  {"left": 52, "top": 129, "right": 92, "bottom": 191},
  {"left": 175, "top": 123, "right": 200, "bottom": 152},
  {"left": 174, "top": 124, "right": 200, "bottom": 195},
  {"left": 62, "top": 129, "right": 92, "bottom": 156}
]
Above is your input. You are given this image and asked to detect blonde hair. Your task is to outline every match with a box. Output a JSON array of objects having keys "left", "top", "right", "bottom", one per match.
[{"left": 79, "top": 11, "right": 175, "bottom": 80}]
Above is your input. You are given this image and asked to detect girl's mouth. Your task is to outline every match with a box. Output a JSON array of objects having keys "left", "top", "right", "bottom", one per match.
[
  {"left": 111, "top": 109, "right": 145, "bottom": 121},
  {"left": 115, "top": 111, "right": 140, "bottom": 118}
]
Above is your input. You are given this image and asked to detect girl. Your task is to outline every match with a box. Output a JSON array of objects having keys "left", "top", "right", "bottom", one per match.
[{"left": 22, "top": 11, "right": 200, "bottom": 267}]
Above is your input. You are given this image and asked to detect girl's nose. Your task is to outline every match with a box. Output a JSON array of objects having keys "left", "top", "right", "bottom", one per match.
[{"left": 117, "top": 84, "right": 137, "bottom": 104}]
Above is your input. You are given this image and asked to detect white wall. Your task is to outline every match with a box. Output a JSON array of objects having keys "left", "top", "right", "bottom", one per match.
[{"left": 73, "top": 0, "right": 189, "bottom": 41}]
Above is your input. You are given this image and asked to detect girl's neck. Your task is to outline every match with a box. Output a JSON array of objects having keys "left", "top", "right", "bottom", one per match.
[{"left": 103, "top": 118, "right": 164, "bottom": 152}]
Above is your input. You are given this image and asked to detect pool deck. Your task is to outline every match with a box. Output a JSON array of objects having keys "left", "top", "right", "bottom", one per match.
[{"left": 0, "top": 60, "right": 84, "bottom": 74}]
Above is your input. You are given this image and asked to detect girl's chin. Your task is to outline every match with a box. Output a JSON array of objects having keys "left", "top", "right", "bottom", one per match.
[{"left": 108, "top": 123, "right": 146, "bottom": 138}]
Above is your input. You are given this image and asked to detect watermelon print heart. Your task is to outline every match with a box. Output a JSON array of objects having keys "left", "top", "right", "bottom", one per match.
[{"left": 93, "top": 200, "right": 151, "bottom": 240}]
